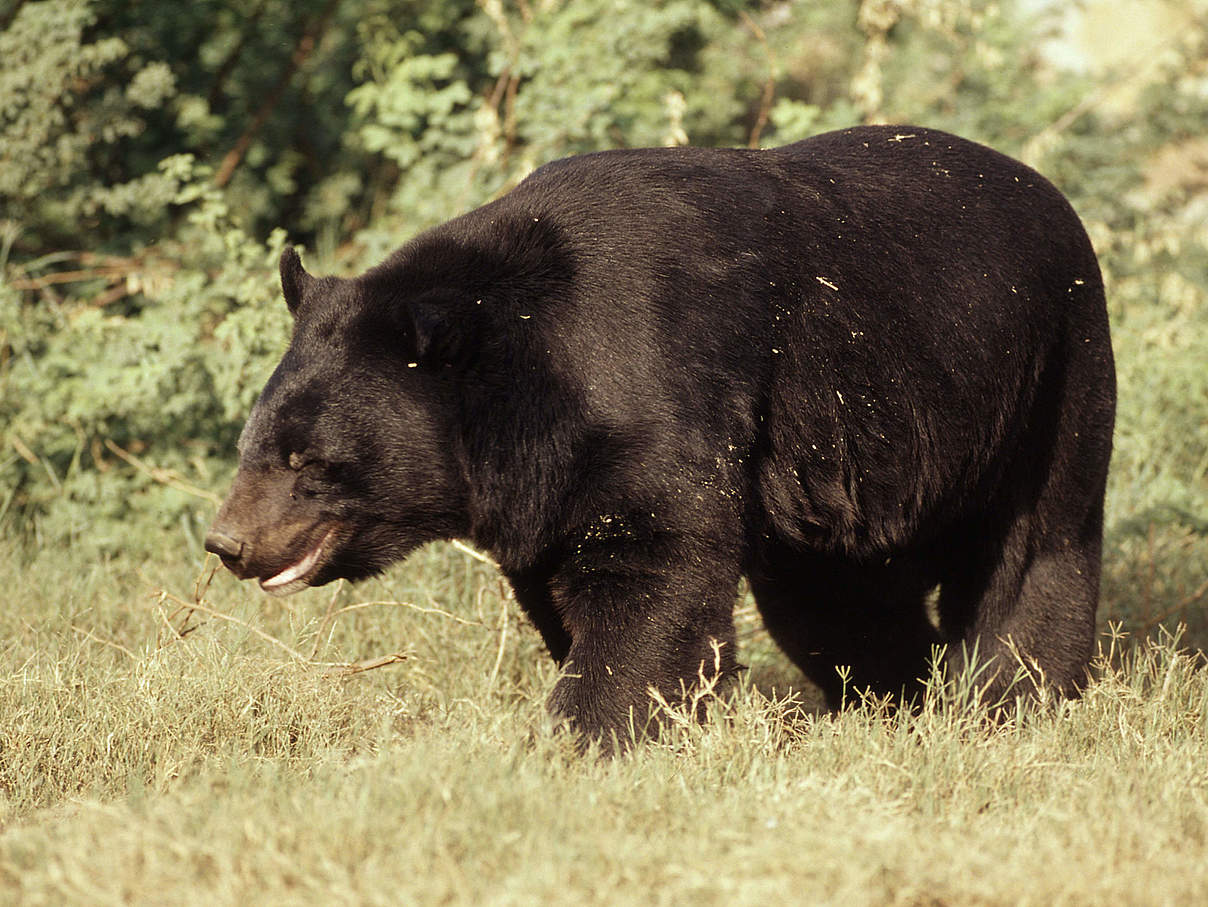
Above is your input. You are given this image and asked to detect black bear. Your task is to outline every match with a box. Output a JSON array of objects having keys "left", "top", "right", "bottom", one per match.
[{"left": 206, "top": 126, "right": 1115, "bottom": 745}]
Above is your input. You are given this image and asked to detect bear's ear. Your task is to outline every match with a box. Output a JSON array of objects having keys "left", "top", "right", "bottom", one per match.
[{"left": 280, "top": 247, "right": 311, "bottom": 316}]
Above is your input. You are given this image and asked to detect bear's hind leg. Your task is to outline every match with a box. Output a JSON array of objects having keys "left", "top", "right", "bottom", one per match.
[
  {"left": 750, "top": 546, "right": 943, "bottom": 708},
  {"left": 936, "top": 314, "right": 1113, "bottom": 706},
  {"left": 936, "top": 499, "right": 1104, "bottom": 706}
]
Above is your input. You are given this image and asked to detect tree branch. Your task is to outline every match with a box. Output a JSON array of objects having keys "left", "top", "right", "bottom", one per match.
[{"left": 215, "top": 0, "right": 342, "bottom": 188}]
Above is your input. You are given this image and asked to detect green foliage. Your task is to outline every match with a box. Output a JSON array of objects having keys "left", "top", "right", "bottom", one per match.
[
  {"left": 1, "top": 151, "right": 288, "bottom": 555},
  {"left": 0, "top": 1, "right": 126, "bottom": 193}
]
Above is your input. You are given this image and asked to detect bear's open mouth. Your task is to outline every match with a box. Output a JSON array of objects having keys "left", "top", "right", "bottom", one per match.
[{"left": 260, "top": 527, "right": 336, "bottom": 595}]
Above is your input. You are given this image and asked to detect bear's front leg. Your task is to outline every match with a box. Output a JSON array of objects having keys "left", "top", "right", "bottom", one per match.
[{"left": 541, "top": 519, "right": 742, "bottom": 751}]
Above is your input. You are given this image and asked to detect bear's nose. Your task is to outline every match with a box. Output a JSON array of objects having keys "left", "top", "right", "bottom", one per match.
[{"left": 204, "top": 529, "right": 246, "bottom": 563}]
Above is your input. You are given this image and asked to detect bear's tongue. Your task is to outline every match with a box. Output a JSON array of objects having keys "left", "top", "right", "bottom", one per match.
[{"left": 261, "top": 529, "right": 332, "bottom": 591}]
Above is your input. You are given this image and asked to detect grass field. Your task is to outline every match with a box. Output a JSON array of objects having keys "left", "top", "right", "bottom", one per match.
[
  {"left": 3, "top": 178, "right": 1208, "bottom": 907},
  {"left": 2, "top": 492, "right": 1207, "bottom": 904}
]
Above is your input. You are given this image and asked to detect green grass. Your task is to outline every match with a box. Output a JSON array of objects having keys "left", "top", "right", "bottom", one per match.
[{"left": 2, "top": 530, "right": 1207, "bottom": 904}]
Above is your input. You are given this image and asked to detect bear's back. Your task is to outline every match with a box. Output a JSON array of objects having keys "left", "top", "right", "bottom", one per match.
[{"left": 502, "top": 128, "right": 1109, "bottom": 552}]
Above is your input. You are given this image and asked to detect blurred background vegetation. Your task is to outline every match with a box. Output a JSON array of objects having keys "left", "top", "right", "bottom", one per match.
[{"left": 1, "top": 0, "right": 1205, "bottom": 644}]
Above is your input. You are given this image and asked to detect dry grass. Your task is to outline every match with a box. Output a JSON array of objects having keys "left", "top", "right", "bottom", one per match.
[{"left": 1, "top": 535, "right": 1207, "bottom": 904}]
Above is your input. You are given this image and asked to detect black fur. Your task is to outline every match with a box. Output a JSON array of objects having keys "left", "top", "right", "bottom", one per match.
[{"left": 207, "top": 126, "right": 1116, "bottom": 746}]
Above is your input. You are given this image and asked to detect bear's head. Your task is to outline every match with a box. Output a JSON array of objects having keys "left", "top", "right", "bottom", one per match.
[{"left": 204, "top": 248, "right": 471, "bottom": 594}]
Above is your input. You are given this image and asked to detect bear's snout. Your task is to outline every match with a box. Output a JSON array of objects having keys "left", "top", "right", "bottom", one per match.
[
  {"left": 204, "top": 528, "right": 247, "bottom": 566},
  {"left": 205, "top": 465, "right": 299, "bottom": 578}
]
